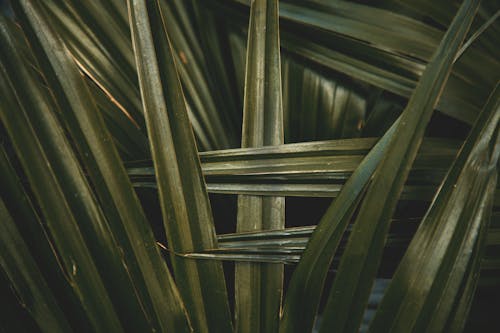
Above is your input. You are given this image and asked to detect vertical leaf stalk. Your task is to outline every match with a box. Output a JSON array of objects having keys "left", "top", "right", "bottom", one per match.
[{"left": 236, "top": 0, "right": 285, "bottom": 332}]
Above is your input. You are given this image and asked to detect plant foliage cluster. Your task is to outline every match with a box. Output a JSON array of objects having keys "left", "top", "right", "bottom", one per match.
[{"left": 0, "top": 0, "right": 499, "bottom": 332}]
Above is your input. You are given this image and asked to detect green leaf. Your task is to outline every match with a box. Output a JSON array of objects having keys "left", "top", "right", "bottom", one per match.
[
  {"left": 2, "top": 0, "right": 497, "bottom": 330},
  {"left": 369, "top": 83, "right": 500, "bottom": 333},
  {"left": 0, "top": 21, "right": 123, "bottom": 332},
  {"left": 158, "top": 0, "right": 238, "bottom": 149},
  {"left": 41, "top": 0, "right": 239, "bottom": 150},
  {"left": 0, "top": 268, "right": 41, "bottom": 333},
  {"left": 181, "top": 217, "right": 417, "bottom": 264},
  {"left": 319, "top": 1, "right": 480, "bottom": 332},
  {"left": 278, "top": 1, "right": 480, "bottom": 331},
  {"left": 9, "top": 2, "right": 191, "bottom": 331},
  {"left": 129, "top": 137, "right": 464, "bottom": 199},
  {"left": 0, "top": 146, "right": 93, "bottom": 332},
  {"left": 127, "top": 0, "right": 232, "bottom": 331},
  {"left": 0, "top": 198, "right": 72, "bottom": 333},
  {"left": 444, "top": 223, "right": 488, "bottom": 333},
  {"left": 41, "top": 0, "right": 145, "bottom": 128},
  {"left": 279, "top": 117, "right": 399, "bottom": 333},
  {"left": 87, "top": 77, "right": 150, "bottom": 160},
  {"left": 0, "top": 18, "right": 160, "bottom": 332},
  {"left": 208, "top": 0, "right": 499, "bottom": 125},
  {"left": 454, "top": 10, "right": 500, "bottom": 62},
  {"left": 179, "top": 211, "right": 499, "bottom": 264},
  {"left": 190, "top": 0, "right": 243, "bottom": 136},
  {"left": 282, "top": 57, "right": 367, "bottom": 142},
  {"left": 235, "top": 0, "right": 285, "bottom": 331}
]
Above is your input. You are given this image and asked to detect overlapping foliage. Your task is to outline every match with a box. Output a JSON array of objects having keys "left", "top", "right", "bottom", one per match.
[{"left": 1, "top": 0, "right": 499, "bottom": 332}]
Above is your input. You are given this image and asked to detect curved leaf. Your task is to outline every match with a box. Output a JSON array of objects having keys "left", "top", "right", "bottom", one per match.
[
  {"left": 9, "top": 2, "right": 191, "bottom": 331},
  {"left": 0, "top": 199, "right": 72, "bottom": 333},
  {"left": 369, "top": 83, "right": 500, "bottom": 332},
  {"left": 0, "top": 28, "right": 122, "bottom": 333},
  {"left": 319, "top": 1, "right": 480, "bottom": 332}
]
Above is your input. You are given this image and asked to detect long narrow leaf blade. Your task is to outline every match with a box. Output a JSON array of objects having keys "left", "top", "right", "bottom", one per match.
[
  {"left": 236, "top": 0, "right": 285, "bottom": 331},
  {"left": 0, "top": 39, "right": 122, "bottom": 333},
  {"left": 0, "top": 146, "right": 93, "bottom": 332},
  {"left": 0, "top": 199, "right": 72, "bottom": 333},
  {"left": 319, "top": 1, "right": 480, "bottom": 332},
  {"left": 0, "top": 19, "right": 158, "bottom": 332},
  {"left": 369, "top": 83, "right": 500, "bottom": 332},
  {"left": 211, "top": 0, "right": 498, "bottom": 125},
  {"left": 279, "top": 117, "right": 399, "bottom": 333},
  {"left": 127, "top": 0, "right": 232, "bottom": 331},
  {"left": 10, "top": 2, "right": 191, "bottom": 331}
]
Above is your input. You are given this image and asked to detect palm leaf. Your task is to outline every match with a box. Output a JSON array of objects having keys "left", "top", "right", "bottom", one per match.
[
  {"left": 0, "top": 17, "right": 159, "bottom": 331},
  {"left": 207, "top": 0, "right": 499, "bottom": 125},
  {"left": 279, "top": 115, "right": 399, "bottom": 333},
  {"left": 128, "top": 137, "right": 475, "bottom": 201},
  {"left": 0, "top": 24, "right": 123, "bottom": 332},
  {"left": 0, "top": 146, "right": 94, "bottom": 331},
  {"left": 369, "top": 83, "right": 500, "bottom": 332},
  {"left": 41, "top": 0, "right": 238, "bottom": 150},
  {"left": 1, "top": 0, "right": 498, "bottom": 331},
  {"left": 319, "top": 1, "right": 480, "bottom": 332},
  {"left": 8, "top": 1, "right": 191, "bottom": 331},
  {"left": 235, "top": 0, "right": 285, "bottom": 332},
  {"left": 280, "top": 1, "right": 480, "bottom": 332},
  {"left": 0, "top": 198, "right": 72, "bottom": 333},
  {"left": 127, "top": 0, "right": 232, "bottom": 331},
  {"left": 157, "top": 0, "right": 238, "bottom": 149},
  {"left": 41, "top": 0, "right": 144, "bottom": 129}
]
